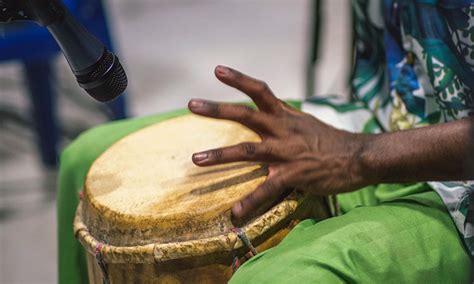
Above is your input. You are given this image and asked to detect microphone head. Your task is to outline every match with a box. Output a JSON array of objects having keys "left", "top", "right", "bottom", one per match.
[{"left": 75, "top": 49, "right": 128, "bottom": 102}]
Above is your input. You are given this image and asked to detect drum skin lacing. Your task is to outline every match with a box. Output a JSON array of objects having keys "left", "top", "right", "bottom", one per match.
[
  {"left": 231, "top": 227, "right": 258, "bottom": 273},
  {"left": 80, "top": 191, "right": 110, "bottom": 284},
  {"left": 95, "top": 242, "right": 109, "bottom": 284}
]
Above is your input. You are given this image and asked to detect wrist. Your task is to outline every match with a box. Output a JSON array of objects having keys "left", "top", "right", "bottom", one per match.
[{"left": 347, "top": 133, "right": 375, "bottom": 190}]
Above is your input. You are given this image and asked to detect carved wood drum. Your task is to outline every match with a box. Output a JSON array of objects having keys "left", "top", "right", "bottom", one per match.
[{"left": 74, "top": 114, "right": 331, "bottom": 283}]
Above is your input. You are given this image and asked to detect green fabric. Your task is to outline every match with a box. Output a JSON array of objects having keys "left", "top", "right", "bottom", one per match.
[
  {"left": 57, "top": 101, "right": 301, "bottom": 284},
  {"left": 230, "top": 184, "right": 471, "bottom": 283}
]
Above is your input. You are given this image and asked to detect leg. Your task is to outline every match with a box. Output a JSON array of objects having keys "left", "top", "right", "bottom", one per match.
[
  {"left": 23, "top": 59, "right": 59, "bottom": 167},
  {"left": 230, "top": 189, "right": 470, "bottom": 283}
]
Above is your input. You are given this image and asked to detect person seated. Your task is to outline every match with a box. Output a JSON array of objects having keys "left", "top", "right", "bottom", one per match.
[{"left": 58, "top": 0, "right": 474, "bottom": 282}]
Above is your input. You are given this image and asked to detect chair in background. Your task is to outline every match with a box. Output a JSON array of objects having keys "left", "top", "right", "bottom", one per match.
[{"left": 0, "top": 0, "right": 127, "bottom": 168}]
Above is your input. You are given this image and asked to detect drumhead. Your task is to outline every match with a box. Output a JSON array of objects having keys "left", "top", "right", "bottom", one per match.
[{"left": 84, "top": 114, "right": 266, "bottom": 245}]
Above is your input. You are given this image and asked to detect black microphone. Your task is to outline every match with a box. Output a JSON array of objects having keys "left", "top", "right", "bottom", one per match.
[
  {"left": 0, "top": 0, "right": 128, "bottom": 102},
  {"left": 46, "top": 9, "right": 128, "bottom": 102}
]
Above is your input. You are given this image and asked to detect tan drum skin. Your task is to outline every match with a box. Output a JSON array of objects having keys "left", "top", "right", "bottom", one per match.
[{"left": 74, "top": 114, "right": 331, "bottom": 284}]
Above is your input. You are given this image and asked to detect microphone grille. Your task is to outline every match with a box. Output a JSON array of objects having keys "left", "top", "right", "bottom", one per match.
[
  {"left": 89, "top": 51, "right": 115, "bottom": 81},
  {"left": 84, "top": 59, "right": 128, "bottom": 102},
  {"left": 76, "top": 50, "right": 128, "bottom": 102}
]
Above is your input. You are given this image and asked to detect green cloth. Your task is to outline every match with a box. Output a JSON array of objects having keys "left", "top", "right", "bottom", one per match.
[
  {"left": 57, "top": 101, "right": 301, "bottom": 284},
  {"left": 230, "top": 184, "right": 471, "bottom": 283}
]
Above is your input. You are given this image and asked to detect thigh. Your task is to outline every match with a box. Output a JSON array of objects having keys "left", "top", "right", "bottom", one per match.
[{"left": 230, "top": 191, "right": 470, "bottom": 284}]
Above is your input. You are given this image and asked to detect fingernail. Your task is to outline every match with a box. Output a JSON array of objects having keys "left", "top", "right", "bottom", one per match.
[
  {"left": 216, "top": 65, "right": 230, "bottom": 76},
  {"left": 231, "top": 202, "right": 245, "bottom": 226},
  {"left": 232, "top": 202, "right": 242, "bottom": 215},
  {"left": 193, "top": 152, "right": 208, "bottom": 163},
  {"left": 189, "top": 99, "right": 204, "bottom": 110}
]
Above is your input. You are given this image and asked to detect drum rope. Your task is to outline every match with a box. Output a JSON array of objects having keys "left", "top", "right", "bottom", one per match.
[
  {"left": 232, "top": 255, "right": 240, "bottom": 272},
  {"left": 95, "top": 243, "right": 110, "bottom": 284},
  {"left": 231, "top": 227, "right": 258, "bottom": 256},
  {"left": 230, "top": 227, "right": 258, "bottom": 273},
  {"left": 79, "top": 191, "right": 110, "bottom": 283}
]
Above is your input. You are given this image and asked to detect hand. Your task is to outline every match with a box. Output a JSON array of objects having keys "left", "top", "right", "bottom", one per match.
[{"left": 188, "top": 65, "right": 366, "bottom": 223}]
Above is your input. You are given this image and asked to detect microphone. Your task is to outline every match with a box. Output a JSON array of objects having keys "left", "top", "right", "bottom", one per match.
[
  {"left": 46, "top": 10, "right": 128, "bottom": 102},
  {"left": 0, "top": 0, "right": 128, "bottom": 102}
]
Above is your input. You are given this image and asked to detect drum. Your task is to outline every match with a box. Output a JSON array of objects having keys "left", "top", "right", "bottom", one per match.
[{"left": 74, "top": 114, "right": 331, "bottom": 284}]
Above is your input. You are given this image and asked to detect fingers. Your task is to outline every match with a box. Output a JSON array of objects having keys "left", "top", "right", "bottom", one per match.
[
  {"left": 188, "top": 99, "right": 273, "bottom": 134},
  {"left": 214, "top": 65, "right": 282, "bottom": 114},
  {"left": 192, "top": 142, "right": 279, "bottom": 166},
  {"left": 231, "top": 174, "right": 288, "bottom": 223}
]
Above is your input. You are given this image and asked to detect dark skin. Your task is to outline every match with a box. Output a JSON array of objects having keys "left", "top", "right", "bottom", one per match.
[{"left": 188, "top": 65, "right": 474, "bottom": 223}]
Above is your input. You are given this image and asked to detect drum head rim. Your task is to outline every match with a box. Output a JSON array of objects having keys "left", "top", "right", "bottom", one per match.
[
  {"left": 74, "top": 192, "right": 303, "bottom": 264},
  {"left": 82, "top": 114, "right": 267, "bottom": 243}
]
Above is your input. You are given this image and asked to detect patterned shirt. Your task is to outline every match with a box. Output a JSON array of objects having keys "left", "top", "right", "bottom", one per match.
[{"left": 352, "top": 0, "right": 474, "bottom": 253}]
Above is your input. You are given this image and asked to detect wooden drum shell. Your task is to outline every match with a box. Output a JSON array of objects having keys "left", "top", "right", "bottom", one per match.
[{"left": 75, "top": 194, "right": 330, "bottom": 284}]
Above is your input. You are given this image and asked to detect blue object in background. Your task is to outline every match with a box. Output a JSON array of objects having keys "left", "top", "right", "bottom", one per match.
[{"left": 0, "top": 0, "right": 128, "bottom": 167}]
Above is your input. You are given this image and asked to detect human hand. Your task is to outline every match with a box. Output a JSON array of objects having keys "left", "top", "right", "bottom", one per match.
[{"left": 188, "top": 66, "right": 366, "bottom": 223}]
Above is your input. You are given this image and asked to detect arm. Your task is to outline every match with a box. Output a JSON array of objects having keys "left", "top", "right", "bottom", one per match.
[
  {"left": 189, "top": 65, "right": 474, "bottom": 223},
  {"left": 355, "top": 118, "right": 474, "bottom": 187}
]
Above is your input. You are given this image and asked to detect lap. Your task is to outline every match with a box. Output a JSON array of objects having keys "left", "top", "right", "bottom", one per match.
[{"left": 230, "top": 190, "right": 470, "bottom": 283}]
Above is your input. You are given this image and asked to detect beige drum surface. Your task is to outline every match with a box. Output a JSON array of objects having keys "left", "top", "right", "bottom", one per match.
[
  {"left": 84, "top": 114, "right": 267, "bottom": 245},
  {"left": 75, "top": 114, "right": 331, "bottom": 284}
]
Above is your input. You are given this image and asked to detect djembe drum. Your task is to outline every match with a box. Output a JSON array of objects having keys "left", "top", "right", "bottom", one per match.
[{"left": 74, "top": 114, "right": 331, "bottom": 283}]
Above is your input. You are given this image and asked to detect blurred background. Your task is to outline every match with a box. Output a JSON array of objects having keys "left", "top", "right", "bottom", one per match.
[{"left": 0, "top": 0, "right": 350, "bottom": 283}]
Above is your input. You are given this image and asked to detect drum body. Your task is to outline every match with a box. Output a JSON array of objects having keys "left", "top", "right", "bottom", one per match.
[{"left": 74, "top": 114, "right": 331, "bottom": 283}]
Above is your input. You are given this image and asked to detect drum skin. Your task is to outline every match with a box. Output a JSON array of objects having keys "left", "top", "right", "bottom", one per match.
[{"left": 74, "top": 114, "right": 331, "bottom": 284}]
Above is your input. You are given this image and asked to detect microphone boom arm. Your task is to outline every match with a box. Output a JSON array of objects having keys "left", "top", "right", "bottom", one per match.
[{"left": 0, "top": 0, "right": 64, "bottom": 26}]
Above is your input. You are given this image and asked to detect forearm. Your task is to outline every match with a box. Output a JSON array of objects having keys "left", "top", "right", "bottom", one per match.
[{"left": 353, "top": 117, "right": 474, "bottom": 187}]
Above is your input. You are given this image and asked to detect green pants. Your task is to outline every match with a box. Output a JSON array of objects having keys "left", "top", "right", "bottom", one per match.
[
  {"left": 230, "top": 184, "right": 470, "bottom": 283},
  {"left": 57, "top": 102, "right": 469, "bottom": 283}
]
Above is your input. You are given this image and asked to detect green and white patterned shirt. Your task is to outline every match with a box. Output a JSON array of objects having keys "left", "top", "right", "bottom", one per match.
[{"left": 314, "top": 0, "right": 474, "bottom": 253}]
